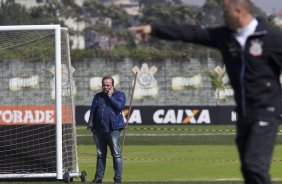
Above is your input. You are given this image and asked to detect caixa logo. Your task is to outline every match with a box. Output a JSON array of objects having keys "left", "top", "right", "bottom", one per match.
[{"left": 153, "top": 109, "right": 211, "bottom": 124}]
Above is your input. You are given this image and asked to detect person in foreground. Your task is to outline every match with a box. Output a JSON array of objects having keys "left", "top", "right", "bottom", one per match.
[
  {"left": 129, "top": 0, "right": 282, "bottom": 183},
  {"left": 87, "top": 76, "right": 126, "bottom": 183}
]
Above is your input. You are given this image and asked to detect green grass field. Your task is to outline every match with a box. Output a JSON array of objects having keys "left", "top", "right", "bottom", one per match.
[
  {"left": 2, "top": 125, "right": 282, "bottom": 184},
  {"left": 74, "top": 125, "right": 282, "bottom": 184}
]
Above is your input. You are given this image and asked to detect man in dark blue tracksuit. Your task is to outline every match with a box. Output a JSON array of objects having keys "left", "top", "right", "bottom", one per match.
[{"left": 129, "top": 0, "right": 282, "bottom": 183}]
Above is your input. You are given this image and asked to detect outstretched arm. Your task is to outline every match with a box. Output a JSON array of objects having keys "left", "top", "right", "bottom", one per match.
[{"left": 129, "top": 24, "right": 224, "bottom": 48}]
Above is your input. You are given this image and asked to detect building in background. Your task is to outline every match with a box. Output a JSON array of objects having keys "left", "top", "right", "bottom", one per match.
[
  {"left": 0, "top": 0, "right": 139, "bottom": 49},
  {"left": 2, "top": 0, "right": 48, "bottom": 8},
  {"left": 102, "top": 0, "right": 140, "bottom": 16}
]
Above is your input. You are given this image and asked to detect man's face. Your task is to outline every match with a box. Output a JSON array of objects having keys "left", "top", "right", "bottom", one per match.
[
  {"left": 102, "top": 78, "right": 113, "bottom": 94},
  {"left": 223, "top": 0, "right": 239, "bottom": 30}
]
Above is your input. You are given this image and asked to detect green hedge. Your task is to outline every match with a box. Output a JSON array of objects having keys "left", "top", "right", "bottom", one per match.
[{"left": 70, "top": 46, "right": 221, "bottom": 61}]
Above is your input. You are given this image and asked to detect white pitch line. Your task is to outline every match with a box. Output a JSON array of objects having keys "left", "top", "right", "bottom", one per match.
[
  {"left": 77, "top": 133, "right": 236, "bottom": 137},
  {"left": 123, "top": 133, "right": 236, "bottom": 136},
  {"left": 114, "top": 178, "right": 282, "bottom": 182},
  {"left": 109, "top": 178, "right": 244, "bottom": 182},
  {"left": 77, "top": 133, "right": 282, "bottom": 137}
]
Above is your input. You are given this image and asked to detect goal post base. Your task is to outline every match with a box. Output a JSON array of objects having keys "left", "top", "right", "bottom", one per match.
[{"left": 0, "top": 172, "right": 80, "bottom": 179}]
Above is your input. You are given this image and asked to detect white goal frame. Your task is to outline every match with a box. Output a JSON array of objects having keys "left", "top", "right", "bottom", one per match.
[{"left": 0, "top": 25, "right": 78, "bottom": 180}]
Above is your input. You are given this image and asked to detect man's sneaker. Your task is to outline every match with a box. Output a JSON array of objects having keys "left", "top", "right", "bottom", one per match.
[
  {"left": 114, "top": 177, "right": 122, "bottom": 183},
  {"left": 91, "top": 178, "right": 102, "bottom": 183}
]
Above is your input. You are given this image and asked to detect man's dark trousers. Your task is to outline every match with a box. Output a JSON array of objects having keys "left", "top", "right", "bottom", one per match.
[{"left": 236, "top": 114, "right": 280, "bottom": 184}]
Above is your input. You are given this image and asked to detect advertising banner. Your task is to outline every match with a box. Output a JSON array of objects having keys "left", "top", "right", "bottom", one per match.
[
  {"left": 76, "top": 105, "right": 237, "bottom": 126},
  {"left": 0, "top": 105, "right": 73, "bottom": 125}
]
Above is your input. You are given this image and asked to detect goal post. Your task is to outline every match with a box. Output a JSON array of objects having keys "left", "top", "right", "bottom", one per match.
[{"left": 0, "top": 25, "right": 79, "bottom": 181}]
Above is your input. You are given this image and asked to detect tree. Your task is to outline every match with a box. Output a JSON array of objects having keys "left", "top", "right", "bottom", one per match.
[
  {"left": 0, "top": 0, "right": 31, "bottom": 25},
  {"left": 83, "top": 0, "right": 130, "bottom": 28},
  {"left": 0, "top": 0, "right": 61, "bottom": 25}
]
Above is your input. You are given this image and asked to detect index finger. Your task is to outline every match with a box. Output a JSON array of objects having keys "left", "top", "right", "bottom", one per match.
[{"left": 128, "top": 26, "right": 141, "bottom": 32}]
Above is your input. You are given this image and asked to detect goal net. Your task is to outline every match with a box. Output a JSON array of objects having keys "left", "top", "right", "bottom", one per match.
[{"left": 0, "top": 25, "right": 78, "bottom": 180}]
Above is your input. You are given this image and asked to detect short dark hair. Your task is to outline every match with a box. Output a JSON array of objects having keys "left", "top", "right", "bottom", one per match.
[
  {"left": 229, "top": 0, "right": 251, "bottom": 13},
  {"left": 102, "top": 76, "right": 114, "bottom": 86}
]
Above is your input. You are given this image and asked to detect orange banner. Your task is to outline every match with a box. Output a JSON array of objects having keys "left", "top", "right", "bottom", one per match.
[{"left": 0, "top": 106, "right": 73, "bottom": 125}]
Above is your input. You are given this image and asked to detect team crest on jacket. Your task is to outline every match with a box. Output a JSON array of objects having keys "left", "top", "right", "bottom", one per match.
[{"left": 249, "top": 39, "right": 263, "bottom": 56}]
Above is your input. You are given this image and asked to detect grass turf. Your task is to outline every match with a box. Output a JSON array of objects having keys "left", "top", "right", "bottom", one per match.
[
  {"left": 76, "top": 145, "right": 282, "bottom": 183},
  {"left": 74, "top": 125, "right": 282, "bottom": 183},
  {"left": 2, "top": 125, "right": 282, "bottom": 183}
]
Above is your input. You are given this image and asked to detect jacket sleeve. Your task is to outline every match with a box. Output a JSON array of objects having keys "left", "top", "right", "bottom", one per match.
[
  {"left": 271, "top": 30, "right": 282, "bottom": 69},
  {"left": 151, "top": 24, "right": 224, "bottom": 49},
  {"left": 108, "top": 91, "right": 126, "bottom": 112},
  {"left": 87, "top": 94, "right": 98, "bottom": 129}
]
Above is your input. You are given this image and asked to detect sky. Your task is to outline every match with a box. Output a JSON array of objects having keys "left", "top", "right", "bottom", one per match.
[{"left": 182, "top": 0, "right": 282, "bottom": 14}]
